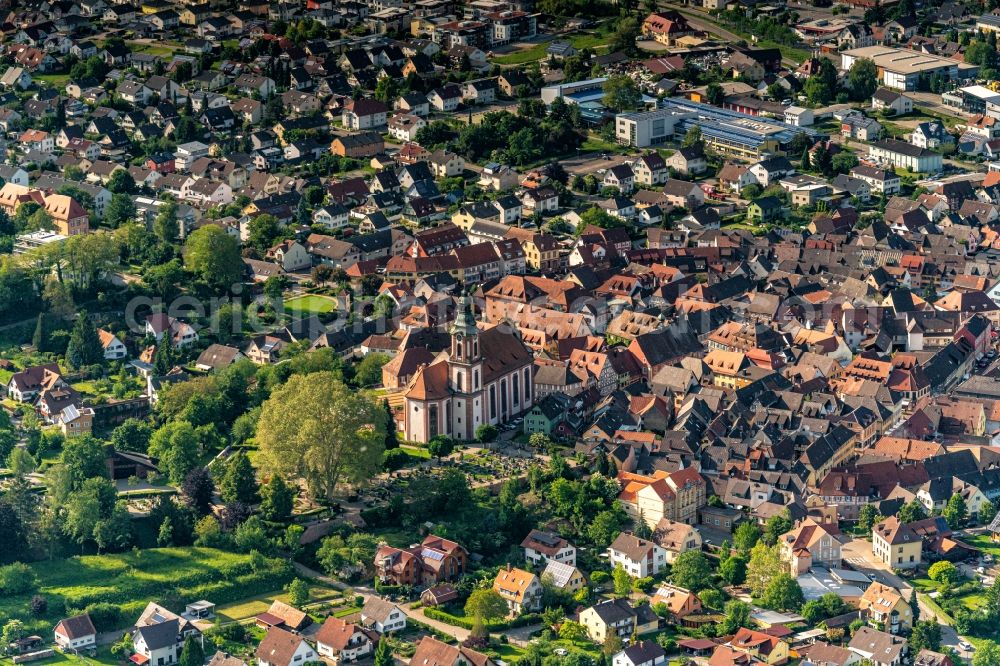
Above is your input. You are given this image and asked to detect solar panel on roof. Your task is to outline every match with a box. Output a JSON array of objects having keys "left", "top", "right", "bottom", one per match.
[
  {"left": 533, "top": 532, "right": 561, "bottom": 547},
  {"left": 421, "top": 549, "right": 445, "bottom": 561}
]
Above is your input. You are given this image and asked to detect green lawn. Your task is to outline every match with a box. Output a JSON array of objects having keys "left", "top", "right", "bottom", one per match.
[
  {"left": 570, "top": 32, "right": 611, "bottom": 50},
  {"left": 0, "top": 647, "right": 119, "bottom": 666},
  {"left": 493, "top": 43, "right": 549, "bottom": 65},
  {"left": 400, "top": 445, "right": 431, "bottom": 459},
  {"left": 214, "top": 586, "right": 342, "bottom": 623},
  {"left": 963, "top": 533, "right": 1000, "bottom": 558},
  {"left": 0, "top": 369, "right": 12, "bottom": 385},
  {"left": 581, "top": 135, "right": 628, "bottom": 155},
  {"left": 34, "top": 73, "right": 70, "bottom": 89},
  {"left": 0, "top": 548, "right": 293, "bottom": 635},
  {"left": 961, "top": 593, "right": 985, "bottom": 610},
  {"left": 762, "top": 40, "right": 811, "bottom": 65},
  {"left": 284, "top": 294, "right": 338, "bottom": 314},
  {"left": 128, "top": 42, "right": 176, "bottom": 57},
  {"left": 333, "top": 605, "right": 362, "bottom": 618}
]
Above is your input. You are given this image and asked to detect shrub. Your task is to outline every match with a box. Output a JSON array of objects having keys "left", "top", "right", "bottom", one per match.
[
  {"left": 591, "top": 571, "right": 610, "bottom": 585},
  {"left": 633, "top": 577, "right": 655, "bottom": 593},
  {"left": 29, "top": 595, "right": 47, "bottom": 616},
  {"left": 383, "top": 449, "right": 412, "bottom": 471},
  {"left": 0, "top": 563, "right": 36, "bottom": 596},
  {"left": 207, "top": 622, "right": 248, "bottom": 644},
  {"left": 82, "top": 602, "right": 123, "bottom": 631}
]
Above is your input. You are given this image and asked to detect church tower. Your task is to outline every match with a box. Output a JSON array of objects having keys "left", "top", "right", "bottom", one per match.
[{"left": 449, "top": 296, "right": 483, "bottom": 439}]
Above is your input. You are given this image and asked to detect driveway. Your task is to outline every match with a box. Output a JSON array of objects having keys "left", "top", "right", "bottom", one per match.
[
  {"left": 292, "top": 562, "right": 474, "bottom": 642},
  {"left": 841, "top": 538, "right": 965, "bottom": 657}
]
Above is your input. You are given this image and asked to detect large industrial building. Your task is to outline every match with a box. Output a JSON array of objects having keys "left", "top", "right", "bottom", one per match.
[
  {"left": 840, "top": 46, "right": 977, "bottom": 91},
  {"left": 616, "top": 99, "right": 825, "bottom": 158}
]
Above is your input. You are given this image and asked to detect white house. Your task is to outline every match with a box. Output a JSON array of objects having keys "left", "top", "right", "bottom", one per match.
[
  {"left": 145, "top": 314, "right": 198, "bottom": 347},
  {"left": 388, "top": 113, "right": 426, "bottom": 142},
  {"left": 910, "top": 121, "right": 952, "bottom": 149},
  {"left": 429, "top": 150, "right": 465, "bottom": 178},
  {"left": 132, "top": 619, "right": 186, "bottom": 666},
  {"left": 314, "top": 618, "right": 373, "bottom": 663},
  {"left": 748, "top": 156, "right": 795, "bottom": 187},
  {"left": 54, "top": 614, "right": 97, "bottom": 652},
  {"left": 521, "top": 529, "right": 577, "bottom": 567},
  {"left": 612, "top": 642, "right": 667, "bottom": 666},
  {"left": 99, "top": 329, "right": 127, "bottom": 360},
  {"left": 360, "top": 597, "right": 407, "bottom": 634},
  {"left": 342, "top": 99, "right": 389, "bottom": 130},
  {"left": 268, "top": 240, "right": 312, "bottom": 272},
  {"left": 608, "top": 533, "right": 667, "bottom": 578},
  {"left": 255, "top": 627, "right": 317, "bottom": 666},
  {"left": 427, "top": 85, "right": 461, "bottom": 112},
  {"left": 868, "top": 139, "right": 942, "bottom": 173},
  {"left": 313, "top": 204, "right": 349, "bottom": 229}
]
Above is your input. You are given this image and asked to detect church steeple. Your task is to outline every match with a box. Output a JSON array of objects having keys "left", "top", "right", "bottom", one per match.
[
  {"left": 450, "top": 295, "right": 478, "bottom": 338},
  {"left": 449, "top": 295, "right": 481, "bottom": 399},
  {"left": 450, "top": 296, "right": 480, "bottom": 363}
]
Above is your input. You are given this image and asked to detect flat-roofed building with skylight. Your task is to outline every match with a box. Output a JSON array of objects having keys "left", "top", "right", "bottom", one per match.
[{"left": 841, "top": 46, "right": 978, "bottom": 91}]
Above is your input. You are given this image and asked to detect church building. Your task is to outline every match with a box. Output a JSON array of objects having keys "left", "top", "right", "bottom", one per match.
[{"left": 403, "top": 297, "right": 534, "bottom": 442}]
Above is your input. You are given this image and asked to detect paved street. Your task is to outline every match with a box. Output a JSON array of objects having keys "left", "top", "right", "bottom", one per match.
[
  {"left": 561, "top": 151, "right": 627, "bottom": 177},
  {"left": 292, "top": 562, "right": 473, "bottom": 642},
  {"left": 841, "top": 539, "right": 968, "bottom": 658}
]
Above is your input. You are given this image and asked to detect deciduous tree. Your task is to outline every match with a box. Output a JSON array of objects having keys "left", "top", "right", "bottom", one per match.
[
  {"left": 465, "top": 589, "right": 507, "bottom": 622},
  {"left": 183, "top": 225, "right": 243, "bottom": 291},
  {"left": 256, "top": 374, "right": 387, "bottom": 500},
  {"left": 670, "top": 550, "right": 712, "bottom": 591}
]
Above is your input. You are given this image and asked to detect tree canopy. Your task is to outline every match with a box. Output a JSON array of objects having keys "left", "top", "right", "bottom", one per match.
[
  {"left": 183, "top": 225, "right": 243, "bottom": 291},
  {"left": 255, "top": 373, "right": 387, "bottom": 500}
]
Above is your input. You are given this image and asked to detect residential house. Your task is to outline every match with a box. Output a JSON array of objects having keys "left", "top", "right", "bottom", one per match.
[
  {"left": 408, "top": 637, "right": 495, "bottom": 666},
  {"left": 653, "top": 519, "right": 702, "bottom": 564},
  {"left": 661, "top": 179, "right": 704, "bottom": 209},
  {"left": 778, "top": 518, "right": 842, "bottom": 575},
  {"left": 859, "top": 582, "right": 913, "bottom": 635},
  {"left": 848, "top": 627, "right": 908, "bottom": 666},
  {"left": 493, "top": 566, "right": 543, "bottom": 615},
  {"left": 521, "top": 529, "right": 577, "bottom": 567},
  {"left": 541, "top": 560, "right": 587, "bottom": 594},
  {"left": 632, "top": 153, "right": 668, "bottom": 186},
  {"left": 911, "top": 121, "right": 953, "bottom": 150},
  {"left": 255, "top": 627, "right": 317, "bottom": 666},
  {"left": 343, "top": 98, "right": 389, "bottom": 130},
  {"left": 666, "top": 145, "right": 706, "bottom": 175},
  {"left": 608, "top": 532, "right": 668, "bottom": 577},
  {"left": 872, "top": 516, "right": 921, "bottom": 569},
  {"left": 98, "top": 330, "right": 127, "bottom": 360},
  {"left": 729, "top": 628, "right": 790, "bottom": 665},
  {"left": 612, "top": 642, "right": 666, "bottom": 666},
  {"left": 872, "top": 89, "right": 913, "bottom": 115},
  {"left": 53, "top": 614, "right": 97, "bottom": 652},
  {"left": 314, "top": 618, "right": 373, "bottom": 663},
  {"left": 360, "top": 597, "right": 406, "bottom": 634},
  {"left": 748, "top": 196, "right": 784, "bottom": 223},
  {"left": 842, "top": 114, "right": 883, "bottom": 141},
  {"left": 374, "top": 535, "right": 469, "bottom": 586},
  {"left": 578, "top": 599, "right": 658, "bottom": 643},
  {"left": 617, "top": 468, "right": 707, "bottom": 527}
]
